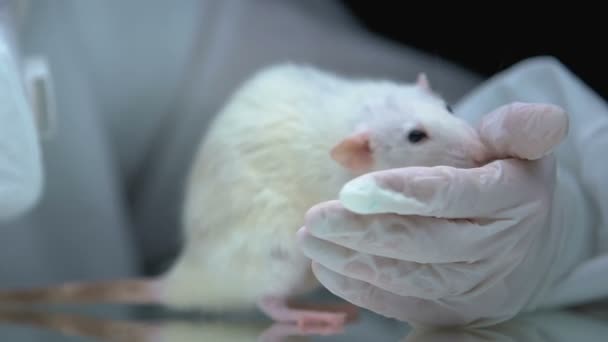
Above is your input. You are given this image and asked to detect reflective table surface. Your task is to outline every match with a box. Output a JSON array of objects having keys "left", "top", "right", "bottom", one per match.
[{"left": 0, "top": 300, "right": 607, "bottom": 341}]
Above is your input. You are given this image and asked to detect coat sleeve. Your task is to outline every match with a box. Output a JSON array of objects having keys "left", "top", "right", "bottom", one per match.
[{"left": 0, "top": 19, "right": 43, "bottom": 221}]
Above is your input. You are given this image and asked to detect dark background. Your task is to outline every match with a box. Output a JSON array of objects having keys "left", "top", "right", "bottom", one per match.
[{"left": 339, "top": 3, "right": 607, "bottom": 101}]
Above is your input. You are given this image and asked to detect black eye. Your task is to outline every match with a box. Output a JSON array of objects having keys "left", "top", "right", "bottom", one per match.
[
  {"left": 407, "top": 129, "right": 428, "bottom": 143},
  {"left": 445, "top": 104, "right": 453, "bottom": 113}
]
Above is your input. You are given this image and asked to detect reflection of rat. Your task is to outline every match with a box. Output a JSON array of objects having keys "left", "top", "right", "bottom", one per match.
[
  {"left": 0, "top": 308, "right": 312, "bottom": 342},
  {"left": 0, "top": 64, "right": 487, "bottom": 331}
]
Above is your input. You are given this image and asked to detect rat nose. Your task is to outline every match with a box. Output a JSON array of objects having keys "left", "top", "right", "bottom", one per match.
[
  {"left": 446, "top": 117, "right": 489, "bottom": 168},
  {"left": 460, "top": 127, "right": 490, "bottom": 168},
  {"left": 469, "top": 139, "right": 491, "bottom": 167}
]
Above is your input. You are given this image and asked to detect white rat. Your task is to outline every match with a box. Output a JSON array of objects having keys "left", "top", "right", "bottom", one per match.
[{"left": 0, "top": 63, "right": 487, "bottom": 331}]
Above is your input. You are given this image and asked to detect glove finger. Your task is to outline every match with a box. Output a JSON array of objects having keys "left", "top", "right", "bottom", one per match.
[
  {"left": 302, "top": 201, "right": 522, "bottom": 263},
  {"left": 339, "top": 158, "right": 550, "bottom": 218},
  {"left": 298, "top": 230, "right": 491, "bottom": 300},
  {"left": 311, "top": 262, "right": 471, "bottom": 327},
  {"left": 478, "top": 102, "right": 568, "bottom": 161}
]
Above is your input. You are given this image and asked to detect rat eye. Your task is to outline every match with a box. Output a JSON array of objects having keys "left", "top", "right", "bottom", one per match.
[
  {"left": 445, "top": 104, "right": 453, "bottom": 113},
  {"left": 407, "top": 129, "right": 428, "bottom": 144}
]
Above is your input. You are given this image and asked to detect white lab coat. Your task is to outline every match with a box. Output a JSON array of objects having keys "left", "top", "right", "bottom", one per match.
[
  {"left": 0, "top": 0, "right": 42, "bottom": 221},
  {"left": 0, "top": 0, "right": 481, "bottom": 284},
  {"left": 0, "top": 0, "right": 605, "bottom": 333}
]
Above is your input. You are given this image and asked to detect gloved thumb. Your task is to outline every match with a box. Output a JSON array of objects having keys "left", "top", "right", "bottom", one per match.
[{"left": 478, "top": 102, "right": 569, "bottom": 161}]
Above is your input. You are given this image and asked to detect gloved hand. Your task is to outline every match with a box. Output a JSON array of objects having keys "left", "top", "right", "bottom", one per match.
[{"left": 297, "top": 102, "right": 581, "bottom": 328}]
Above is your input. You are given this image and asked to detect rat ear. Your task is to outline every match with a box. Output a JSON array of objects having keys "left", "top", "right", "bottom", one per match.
[
  {"left": 330, "top": 130, "right": 373, "bottom": 172},
  {"left": 416, "top": 72, "right": 431, "bottom": 92}
]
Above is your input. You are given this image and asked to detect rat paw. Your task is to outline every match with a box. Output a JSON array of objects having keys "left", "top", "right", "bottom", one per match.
[
  {"left": 296, "top": 311, "right": 347, "bottom": 334},
  {"left": 257, "top": 296, "right": 355, "bottom": 331},
  {"left": 286, "top": 301, "right": 360, "bottom": 323}
]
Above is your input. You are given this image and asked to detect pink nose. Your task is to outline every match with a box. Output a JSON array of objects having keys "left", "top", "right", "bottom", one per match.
[{"left": 471, "top": 143, "right": 491, "bottom": 167}]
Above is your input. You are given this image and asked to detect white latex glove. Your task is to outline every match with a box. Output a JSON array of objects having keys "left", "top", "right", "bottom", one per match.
[
  {"left": 453, "top": 57, "right": 608, "bottom": 311},
  {"left": 297, "top": 102, "right": 574, "bottom": 327}
]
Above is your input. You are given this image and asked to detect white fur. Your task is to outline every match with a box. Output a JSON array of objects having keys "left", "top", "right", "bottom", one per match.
[{"left": 159, "top": 63, "right": 485, "bottom": 311}]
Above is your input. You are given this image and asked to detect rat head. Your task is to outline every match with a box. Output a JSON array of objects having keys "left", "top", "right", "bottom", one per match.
[{"left": 331, "top": 73, "right": 488, "bottom": 174}]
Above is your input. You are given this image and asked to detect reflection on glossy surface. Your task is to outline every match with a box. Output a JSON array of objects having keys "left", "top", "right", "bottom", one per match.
[
  {"left": 1, "top": 305, "right": 608, "bottom": 341},
  {"left": 404, "top": 306, "right": 608, "bottom": 342},
  {"left": 0, "top": 308, "right": 156, "bottom": 342},
  {"left": 0, "top": 308, "right": 280, "bottom": 342},
  {"left": 0, "top": 306, "right": 407, "bottom": 341}
]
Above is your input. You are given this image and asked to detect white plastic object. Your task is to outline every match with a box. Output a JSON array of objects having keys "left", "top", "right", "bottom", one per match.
[{"left": 22, "top": 56, "right": 57, "bottom": 140}]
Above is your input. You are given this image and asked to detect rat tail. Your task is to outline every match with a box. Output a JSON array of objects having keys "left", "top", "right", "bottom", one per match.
[{"left": 0, "top": 278, "right": 164, "bottom": 305}]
